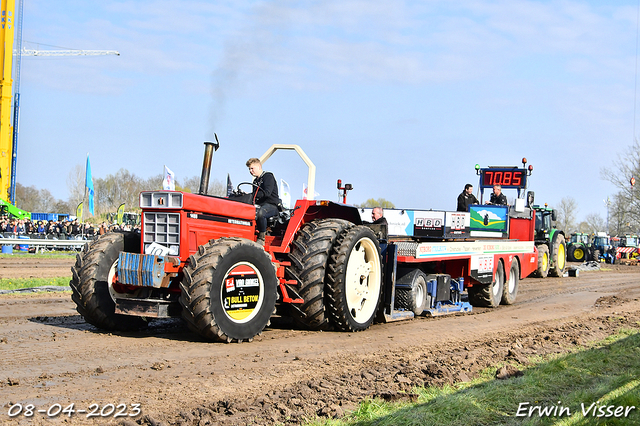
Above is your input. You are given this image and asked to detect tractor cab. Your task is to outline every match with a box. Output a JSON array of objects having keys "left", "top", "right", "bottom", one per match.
[
  {"left": 590, "top": 232, "right": 617, "bottom": 264},
  {"left": 570, "top": 232, "right": 589, "bottom": 245},
  {"left": 620, "top": 235, "right": 639, "bottom": 248},
  {"left": 610, "top": 236, "right": 621, "bottom": 249},
  {"left": 532, "top": 205, "right": 557, "bottom": 244},
  {"left": 592, "top": 233, "right": 610, "bottom": 249}
]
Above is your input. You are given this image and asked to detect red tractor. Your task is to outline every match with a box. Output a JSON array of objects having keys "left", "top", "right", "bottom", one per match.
[
  {"left": 71, "top": 142, "right": 378, "bottom": 342},
  {"left": 71, "top": 143, "right": 540, "bottom": 342}
]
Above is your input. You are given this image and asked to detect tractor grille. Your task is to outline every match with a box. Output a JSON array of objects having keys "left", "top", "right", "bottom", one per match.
[{"left": 143, "top": 212, "right": 180, "bottom": 256}]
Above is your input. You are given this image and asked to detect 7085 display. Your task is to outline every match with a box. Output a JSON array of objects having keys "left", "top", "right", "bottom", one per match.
[{"left": 477, "top": 158, "right": 534, "bottom": 190}]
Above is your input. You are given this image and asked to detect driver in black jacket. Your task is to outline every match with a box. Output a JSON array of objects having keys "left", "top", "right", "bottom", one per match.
[{"left": 246, "top": 157, "right": 281, "bottom": 244}]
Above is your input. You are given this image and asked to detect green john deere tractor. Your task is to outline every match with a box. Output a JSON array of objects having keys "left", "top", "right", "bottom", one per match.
[
  {"left": 566, "top": 232, "right": 590, "bottom": 262},
  {"left": 532, "top": 205, "right": 567, "bottom": 277}
]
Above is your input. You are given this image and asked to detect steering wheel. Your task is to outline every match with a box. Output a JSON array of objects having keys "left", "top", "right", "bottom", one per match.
[{"left": 235, "top": 182, "right": 258, "bottom": 194}]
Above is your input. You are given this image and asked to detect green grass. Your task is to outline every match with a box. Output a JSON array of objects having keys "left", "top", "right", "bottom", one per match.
[
  {"left": 0, "top": 277, "right": 71, "bottom": 291},
  {"left": 308, "top": 329, "right": 640, "bottom": 426},
  {"left": 0, "top": 252, "right": 77, "bottom": 259}
]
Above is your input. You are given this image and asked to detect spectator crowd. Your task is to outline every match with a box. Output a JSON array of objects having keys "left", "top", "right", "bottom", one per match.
[{"left": 0, "top": 216, "right": 139, "bottom": 239}]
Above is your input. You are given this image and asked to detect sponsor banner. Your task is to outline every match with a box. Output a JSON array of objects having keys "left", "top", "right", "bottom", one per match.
[
  {"left": 445, "top": 212, "right": 470, "bottom": 239},
  {"left": 414, "top": 240, "right": 535, "bottom": 259},
  {"left": 470, "top": 255, "right": 494, "bottom": 273},
  {"left": 359, "top": 208, "right": 412, "bottom": 236},
  {"left": 222, "top": 263, "right": 263, "bottom": 322},
  {"left": 413, "top": 211, "right": 445, "bottom": 238},
  {"left": 469, "top": 205, "right": 508, "bottom": 235}
]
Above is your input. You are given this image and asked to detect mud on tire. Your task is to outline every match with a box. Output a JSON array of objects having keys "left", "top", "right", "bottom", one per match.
[
  {"left": 549, "top": 234, "right": 566, "bottom": 277},
  {"left": 326, "top": 226, "right": 383, "bottom": 332},
  {"left": 179, "top": 237, "right": 277, "bottom": 343},
  {"left": 501, "top": 260, "right": 519, "bottom": 305},
  {"left": 468, "top": 260, "right": 504, "bottom": 308},
  {"left": 533, "top": 244, "right": 550, "bottom": 278},
  {"left": 288, "top": 219, "right": 352, "bottom": 330},
  {"left": 70, "top": 232, "right": 147, "bottom": 331},
  {"left": 395, "top": 269, "right": 429, "bottom": 316}
]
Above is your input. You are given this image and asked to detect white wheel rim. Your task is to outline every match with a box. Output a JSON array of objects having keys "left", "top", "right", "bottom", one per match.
[
  {"left": 492, "top": 269, "right": 502, "bottom": 297},
  {"left": 508, "top": 268, "right": 516, "bottom": 293},
  {"left": 345, "top": 237, "right": 381, "bottom": 324},
  {"left": 415, "top": 278, "right": 425, "bottom": 307}
]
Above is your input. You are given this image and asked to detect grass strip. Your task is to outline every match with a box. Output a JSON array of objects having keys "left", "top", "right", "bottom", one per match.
[
  {"left": 0, "top": 252, "right": 77, "bottom": 259},
  {"left": 309, "top": 329, "right": 640, "bottom": 426},
  {"left": 0, "top": 277, "right": 71, "bottom": 291}
]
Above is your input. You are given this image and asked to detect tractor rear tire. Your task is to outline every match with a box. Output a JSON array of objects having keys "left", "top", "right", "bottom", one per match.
[
  {"left": 534, "top": 244, "right": 550, "bottom": 278},
  {"left": 395, "top": 269, "right": 429, "bottom": 316},
  {"left": 549, "top": 234, "right": 567, "bottom": 277},
  {"left": 70, "top": 232, "right": 148, "bottom": 331},
  {"left": 326, "top": 226, "right": 383, "bottom": 332},
  {"left": 468, "top": 260, "right": 504, "bottom": 308},
  {"left": 501, "top": 260, "right": 519, "bottom": 305},
  {"left": 567, "top": 245, "right": 576, "bottom": 262},
  {"left": 288, "top": 219, "right": 352, "bottom": 330},
  {"left": 592, "top": 249, "right": 601, "bottom": 262},
  {"left": 179, "top": 237, "right": 277, "bottom": 342}
]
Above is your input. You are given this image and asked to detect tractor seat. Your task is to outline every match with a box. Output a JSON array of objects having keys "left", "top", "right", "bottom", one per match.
[{"left": 266, "top": 203, "right": 292, "bottom": 228}]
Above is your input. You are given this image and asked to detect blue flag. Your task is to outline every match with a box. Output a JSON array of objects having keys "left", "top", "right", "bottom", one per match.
[{"left": 86, "top": 155, "right": 95, "bottom": 215}]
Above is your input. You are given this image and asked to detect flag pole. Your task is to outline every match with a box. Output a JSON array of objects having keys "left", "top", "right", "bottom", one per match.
[{"left": 82, "top": 153, "right": 88, "bottom": 225}]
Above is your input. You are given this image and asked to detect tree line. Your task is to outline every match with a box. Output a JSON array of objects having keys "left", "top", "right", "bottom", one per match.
[
  {"left": 15, "top": 164, "right": 225, "bottom": 220},
  {"left": 555, "top": 139, "right": 640, "bottom": 236},
  {"left": 15, "top": 139, "right": 640, "bottom": 236}
]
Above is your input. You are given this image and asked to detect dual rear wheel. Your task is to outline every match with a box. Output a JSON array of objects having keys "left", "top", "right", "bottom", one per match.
[
  {"left": 468, "top": 259, "right": 519, "bottom": 308},
  {"left": 290, "top": 220, "right": 383, "bottom": 332}
]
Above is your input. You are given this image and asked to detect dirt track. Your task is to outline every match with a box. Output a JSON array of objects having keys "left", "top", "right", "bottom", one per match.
[{"left": 1, "top": 257, "right": 640, "bottom": 425}]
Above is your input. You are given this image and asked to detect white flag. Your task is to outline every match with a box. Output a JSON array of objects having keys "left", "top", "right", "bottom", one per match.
[
  {"left": 280, "top": 179, "right": 291, "bottom": 209},
  {"left": 163, "top": 165, "right": 175, "bottom": 190},
  {"left": 302, "top": 183, "right": 319, "bottom": 200}
]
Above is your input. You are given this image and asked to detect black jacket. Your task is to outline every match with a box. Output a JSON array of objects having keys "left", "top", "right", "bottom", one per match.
[
  {"left": 457, "top": 191, "right": 479, "bottom": 212},
  {"left": 489, "top": 192, "right": 508, "bottom": 206},
  {"left": 252, "top": 171, "right": 280, "bottom": 206}
]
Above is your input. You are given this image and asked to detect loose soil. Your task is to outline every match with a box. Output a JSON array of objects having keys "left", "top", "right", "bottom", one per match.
[{"left": 1, "top": 257, "right": 640, "bottom": 425}]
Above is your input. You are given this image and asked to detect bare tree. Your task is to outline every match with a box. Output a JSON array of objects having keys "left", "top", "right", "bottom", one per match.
[
  {"left": 15, "top": 183, "right": 68, "bottom": 214},
  {"left": 601, "top": 139, "right": 640, "bottom": 230},
  {"left": 607, "top": 194, "right": 631, "bottom": 236},
  {"left": 555, "top": 197, "right": 579, "bottom": 233},
  {"left": 66, "top": 164, "right": 85, "bottom": 209},
  {"left": 180, "top": 175, "right": 226, "bottom": 196},
  {"left": 359, "top": 198, "right": 395, "bottom": 208},
  {"left": 578, "top": 213, "right": 606, "bottom": 234},
  {"left": 14, "top": 183, "right": 38, "bottom": 212}
]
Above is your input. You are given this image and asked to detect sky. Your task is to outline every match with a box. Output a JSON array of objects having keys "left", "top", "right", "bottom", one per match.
[{"left": 12, "top": 0, "right": 640, "bottom": 222}]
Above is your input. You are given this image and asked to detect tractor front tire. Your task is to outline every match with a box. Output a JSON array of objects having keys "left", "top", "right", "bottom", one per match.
[
  {"left": 549, "top": 234, "right": 567, "bottom": 277},
  {"left": 591, "top": 249, "right": 601, "bottom": 262},
  {"left": 70, "top": 232, "right": 147, "bottom": 331},
  {"left": 326, "top": 226, "right": 383, "bottom": 332},
  {"left": 180, "top": 238, "right": 277, "bottom": 342},
  {"left": 534, "top": 245, "right": 550, "bottom": 278},
  {"left": 288, "top": 219, "right": 352, "bottom": 330},
  {"left": 468, "top": 260, "right": 504, "bottom": 308}
]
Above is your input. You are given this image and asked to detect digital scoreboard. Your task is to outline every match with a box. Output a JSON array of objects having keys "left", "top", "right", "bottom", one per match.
[{"left": 479, "top": 168, "right": 527, "bottom": 189}]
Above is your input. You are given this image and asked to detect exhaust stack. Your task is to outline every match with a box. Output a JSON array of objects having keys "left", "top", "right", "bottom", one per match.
[{"left": 198, "top": 135, "right": 220, "bottom": 195}]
